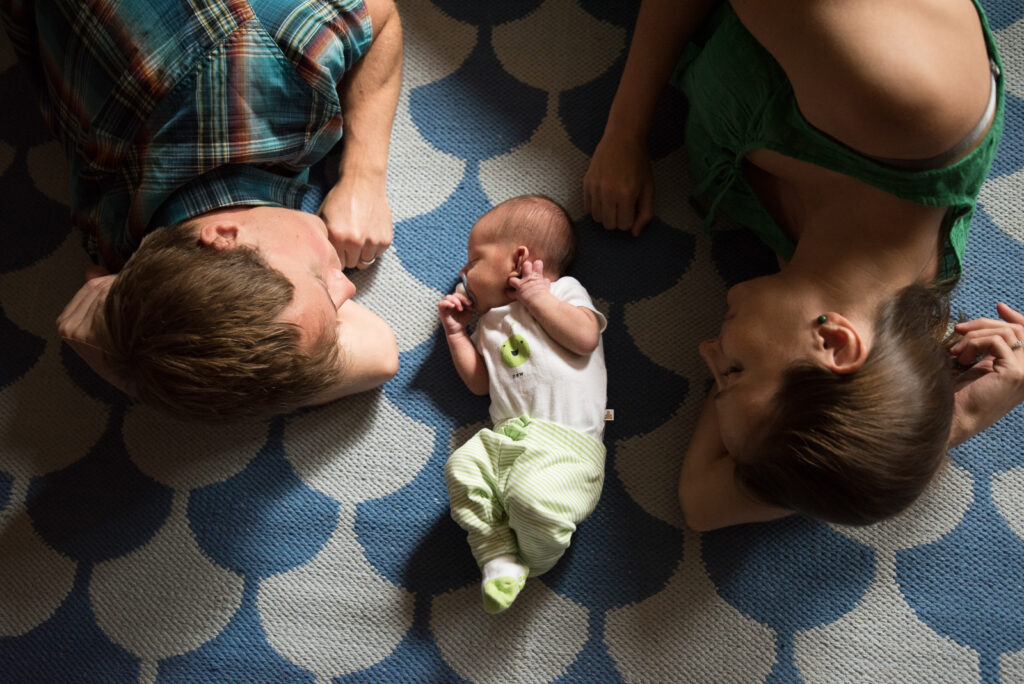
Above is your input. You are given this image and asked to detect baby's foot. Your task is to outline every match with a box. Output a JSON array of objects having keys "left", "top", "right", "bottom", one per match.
[{"left": 480, "top": 555, "right": 529, "bottom": 614}]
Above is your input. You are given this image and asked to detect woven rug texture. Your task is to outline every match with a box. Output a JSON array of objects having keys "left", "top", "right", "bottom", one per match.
[{"left": 1, "top": 0, "right": 1024, "bottom": 681}]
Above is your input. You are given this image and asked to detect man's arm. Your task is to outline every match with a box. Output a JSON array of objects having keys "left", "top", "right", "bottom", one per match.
[
  {"left": 56, "top": 270, "right": 130, "bottom": 395},
  {"left": 319, "top": 0, "right": 403, "bottom": 269},
  {"left": 679, "top": 393, "right": 792, "bottom": 531},
  {"left": 303, "top": 299, "right": 399, "bottom": 405}
]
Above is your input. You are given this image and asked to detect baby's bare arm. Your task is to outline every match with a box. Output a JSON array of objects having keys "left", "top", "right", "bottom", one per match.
[
  {"left": 438, "top": 293, "right": 489, "bottom": 395},
  {"left": 509, "top": 260, "right": 600, "bottom": 356}
]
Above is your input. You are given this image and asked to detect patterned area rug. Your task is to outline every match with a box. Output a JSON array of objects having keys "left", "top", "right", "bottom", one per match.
[{"left": 2, "top": 1, "right": 1024, "bottom": 681}]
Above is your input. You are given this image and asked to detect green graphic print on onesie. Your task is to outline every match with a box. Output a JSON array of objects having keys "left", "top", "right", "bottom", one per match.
[{"left": 500, "top": 325, "right": 531, "bottom": 368}]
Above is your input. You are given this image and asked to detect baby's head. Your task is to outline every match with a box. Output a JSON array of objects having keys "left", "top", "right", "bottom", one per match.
[{"left": 460, "top": 195, "right": 577, "bottom": 313}]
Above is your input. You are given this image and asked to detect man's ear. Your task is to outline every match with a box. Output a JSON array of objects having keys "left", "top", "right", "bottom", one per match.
[
  {"left": 510, "top": 246, "right": 529, "bottom": 277},
  {"left": 816, "top": 312, "right": 869, "bottom": 374},
  {"left": 198, "top": 222, "right": 241, "bottom": 251}
]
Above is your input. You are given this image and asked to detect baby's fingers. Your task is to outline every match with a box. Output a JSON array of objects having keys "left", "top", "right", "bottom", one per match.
[{"left": 438, "top": 295, "right": 464, "bottom": 313}]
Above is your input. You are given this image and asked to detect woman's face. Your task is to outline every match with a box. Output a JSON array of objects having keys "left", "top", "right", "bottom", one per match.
[{"left": 699, "top": 274, "right": 821, "bottom": 454}]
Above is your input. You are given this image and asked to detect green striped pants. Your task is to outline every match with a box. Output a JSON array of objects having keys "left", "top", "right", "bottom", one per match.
[{"left": 444, "top": 416, "right": 606, "bottom": 576}]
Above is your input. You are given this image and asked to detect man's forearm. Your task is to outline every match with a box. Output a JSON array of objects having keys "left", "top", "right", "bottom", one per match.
[{"left": 337, "top": 0, "right": 402, "bottom": 181}]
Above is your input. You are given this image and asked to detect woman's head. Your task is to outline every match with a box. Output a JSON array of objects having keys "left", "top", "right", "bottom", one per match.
[{"left": 704, "top": 282, "right": 955, "bottom": 525}]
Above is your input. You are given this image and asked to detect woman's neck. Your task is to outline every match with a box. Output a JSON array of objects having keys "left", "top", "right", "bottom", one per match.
[{"left": 784, "top": 198, "right": 946, "bottom": 320}]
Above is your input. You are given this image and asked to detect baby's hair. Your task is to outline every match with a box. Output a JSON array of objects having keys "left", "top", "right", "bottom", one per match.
[{"left": 492, "top": 194, "right": 577, "bottom": 276}]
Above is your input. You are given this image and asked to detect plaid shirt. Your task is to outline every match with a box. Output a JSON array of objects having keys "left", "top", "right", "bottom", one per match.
[{"left": 1, "top": 0, "right": 371, "bottom": 269}]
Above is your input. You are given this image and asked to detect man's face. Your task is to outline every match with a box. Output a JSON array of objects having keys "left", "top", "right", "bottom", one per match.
[{"left": 236, "top": 207, "right": 355, "bottom": 342}]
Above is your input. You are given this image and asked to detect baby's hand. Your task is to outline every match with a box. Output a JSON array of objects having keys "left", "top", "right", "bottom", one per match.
[
  {"left": 508, "top": 259, "right": 551, "bottom": 309},
  {"left": 438, "top": 292, "right": 475, "bottom": 337}
]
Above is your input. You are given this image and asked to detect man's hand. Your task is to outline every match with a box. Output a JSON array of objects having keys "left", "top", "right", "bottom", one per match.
[
  {"left": 948, "top": 302, "right": 1024, "bottom": 447},
  {"left": 508, "top": 259, "right": 552, "bottom": 310},
  {"left": 318, "top": 172, "right": 393, "bottom": 269},
  {"left": 326, "top": 0, "right": 402, "bottom": 270},
  {"left": 56, "top": 268, "right": 128, "bottom": 393},
  {"left": 57, "top": 269, "right": 114, "bottom": 351}
]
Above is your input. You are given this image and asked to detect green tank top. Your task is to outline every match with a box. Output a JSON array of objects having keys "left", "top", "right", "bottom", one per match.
[{"left": 672, "top": 1, "right": 1004, "bottom": 283}]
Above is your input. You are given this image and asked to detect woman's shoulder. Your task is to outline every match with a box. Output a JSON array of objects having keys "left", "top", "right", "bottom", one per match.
[{"left": 731, "top": 0, "right": 993, "bottom": 161}]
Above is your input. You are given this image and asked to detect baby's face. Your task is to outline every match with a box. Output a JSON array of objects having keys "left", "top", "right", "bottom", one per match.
[{"left": 460, "top": 210, "right": 517, "bottom": 314}]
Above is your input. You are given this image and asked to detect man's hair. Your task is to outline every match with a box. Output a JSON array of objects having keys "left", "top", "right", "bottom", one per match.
[
  {"left": 102, "top": 220, "right": 342, "bottom": 421},
  {"left": 733, "top": 285, "right": 956, "bottom": 525},
  {"left": 494, "top": 194, "right": 578, "bottom": 276}
]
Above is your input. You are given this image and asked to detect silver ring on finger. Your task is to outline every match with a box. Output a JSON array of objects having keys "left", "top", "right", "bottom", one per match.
[
  {"left": 1012, "top": 339, "right": 1024, "bottom": 350},
  {"left": 358, "top": 257, "right": 376, "bottom": 266}
]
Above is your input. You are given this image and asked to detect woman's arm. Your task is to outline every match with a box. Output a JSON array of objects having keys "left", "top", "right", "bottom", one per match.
[
  {"left": 729, "top": 0, "right": 993, "bottom": 162},
  {"left": 679, "top": 392, "right": 792, "bottom": 531},
  {"left": 584, "top": 0, "right": 719, "bottom": 235}
]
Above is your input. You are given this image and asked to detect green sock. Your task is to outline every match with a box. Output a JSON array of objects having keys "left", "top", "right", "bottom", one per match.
[{"left": 480, "top": 556, "right": 529, "bottom": 614}]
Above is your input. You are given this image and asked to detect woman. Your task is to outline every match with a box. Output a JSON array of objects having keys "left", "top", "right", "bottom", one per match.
[{"left": 584, "top": 0, "right": 1024, "bottom": 529}]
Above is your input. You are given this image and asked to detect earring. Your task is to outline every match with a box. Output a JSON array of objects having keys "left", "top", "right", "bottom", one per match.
[{"left": 816, "top": 314, "right": 828, "bottom": 324}]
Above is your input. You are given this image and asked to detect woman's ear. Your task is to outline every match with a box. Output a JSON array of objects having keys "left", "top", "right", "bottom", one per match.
[
  {"left": 816, "top": 312, "right": 869, "bottom": 374},
  {"left": 198, "top": 222, "right": 241, "bottom": 251}
]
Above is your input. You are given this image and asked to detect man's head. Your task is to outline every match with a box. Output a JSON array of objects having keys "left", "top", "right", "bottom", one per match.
[
  {"left": 102, "top": 207, "right": 362, "bottom": 421},
  {"left": 459, "top": 194, "right": 577, "bottom": 313}
]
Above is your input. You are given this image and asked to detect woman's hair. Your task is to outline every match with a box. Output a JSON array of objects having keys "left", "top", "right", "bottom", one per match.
[
  {"left": 496, "top": 194, "right": 578, "bottom": 276},
  {"left": 733, "top": 285, "right": 956, "bottom": 525},
  {"left": 102, "top": 220, "right": 343, "bottom": 422}
]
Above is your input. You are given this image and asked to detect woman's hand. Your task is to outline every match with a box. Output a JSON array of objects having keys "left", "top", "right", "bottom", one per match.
[
  {"left": 948, "top": 302, "right": 1024, "bottom": 447},
  {"left": 583, "top": 133, "right": 654, "bottom": 236}
]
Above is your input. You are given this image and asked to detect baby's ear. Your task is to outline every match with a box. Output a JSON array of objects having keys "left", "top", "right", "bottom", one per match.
[{"left": 511, "top": 246, "right": 529, "bottom": 276}]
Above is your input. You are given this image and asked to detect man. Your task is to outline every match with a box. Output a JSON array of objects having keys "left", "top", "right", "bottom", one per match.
[{"left": 1, "top": 0, "right": 402, "bottom": 420}]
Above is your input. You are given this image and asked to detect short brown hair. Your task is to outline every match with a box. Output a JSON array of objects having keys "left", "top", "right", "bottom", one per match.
[
  {"left": 102, "top": 220, "right": 342, "bottom": 421},
  {"left": 494, "top": 194, "right": 578, "bottom": 276},
  {"left": 734, "top": 285, "right": 955, "bottom": 525}
]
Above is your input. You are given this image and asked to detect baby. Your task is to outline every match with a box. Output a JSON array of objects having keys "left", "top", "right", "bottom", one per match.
[{"left": 437, "top": 194, "right": 608, "bottom": 613}]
